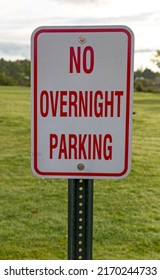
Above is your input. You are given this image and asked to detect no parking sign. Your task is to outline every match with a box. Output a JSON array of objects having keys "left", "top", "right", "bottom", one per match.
[{"left": 31, "top": 26, "right": 134, "bottom": 179}]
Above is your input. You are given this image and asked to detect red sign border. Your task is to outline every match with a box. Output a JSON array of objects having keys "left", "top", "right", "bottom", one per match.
[{"left": 32, "top": 26, "right": 133, "bottom": 178}]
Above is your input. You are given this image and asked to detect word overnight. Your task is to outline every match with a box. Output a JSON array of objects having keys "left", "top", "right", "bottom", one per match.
[{"left": 40, "top": 89, "right": 124, "bottom": 118}]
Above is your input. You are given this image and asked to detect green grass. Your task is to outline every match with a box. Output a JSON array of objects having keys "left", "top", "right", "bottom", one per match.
[{"left": 0, "top": 86, "right": 160, "bottom": 259}]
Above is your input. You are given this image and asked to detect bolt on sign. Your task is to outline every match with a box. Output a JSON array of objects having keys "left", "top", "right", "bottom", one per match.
[{"left": 31, "top": 26, "right": 134, "bottom": 179}]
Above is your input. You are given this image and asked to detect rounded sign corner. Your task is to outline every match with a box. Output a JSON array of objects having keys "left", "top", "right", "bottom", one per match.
[
  {"left": 31, "top": 163, "right": 45, "bottom": 179},
  {"left": 119, "top": 25, "right": 134, "bottom": 37},
  {"left": 31, "top": 26, "right": 46, "bottom": 42},
  {"left": 118, "top": 165, "right": 132, "bottom": 180}
]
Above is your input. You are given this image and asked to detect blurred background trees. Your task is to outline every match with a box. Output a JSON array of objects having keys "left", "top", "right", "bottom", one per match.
[
  {"left": 0, "top": 50, "right": 160, "bottom": 91},
  {"left": 0, "top": 59, "right": 30, "bottom": 86}
]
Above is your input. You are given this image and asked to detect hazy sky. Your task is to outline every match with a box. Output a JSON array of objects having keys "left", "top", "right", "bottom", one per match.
[{"left": 0, "top": 0, "right": 160, "bottom": 70}]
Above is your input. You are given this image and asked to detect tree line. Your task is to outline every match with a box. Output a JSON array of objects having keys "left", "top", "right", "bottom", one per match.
[
  {"left": 0, "top": 58, "right": 30, "bottom": 86},
  {"left": 0, "top": 51, "right": 160, "bottom": 92},
  {"left": 134, "top": 68, "right": 160, "bottom": 92}
]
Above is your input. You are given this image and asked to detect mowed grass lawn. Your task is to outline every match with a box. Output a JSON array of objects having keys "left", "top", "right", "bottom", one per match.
[{"left": 0, "top": 86, "right": 160, "bottom": 260}]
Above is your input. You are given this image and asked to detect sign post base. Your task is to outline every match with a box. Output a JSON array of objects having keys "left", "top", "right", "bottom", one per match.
[{"left": 68, "top": 179, "right": 94, "bottom": 260}]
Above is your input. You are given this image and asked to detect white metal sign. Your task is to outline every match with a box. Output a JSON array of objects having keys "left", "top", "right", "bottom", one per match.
[{"left": 31, "top": 26, "right": 134, "bottom": 179}]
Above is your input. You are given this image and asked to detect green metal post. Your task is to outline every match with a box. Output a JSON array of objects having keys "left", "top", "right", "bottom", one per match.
[{"left": 68, "top": 179, "right": 94, "bottom": 260}]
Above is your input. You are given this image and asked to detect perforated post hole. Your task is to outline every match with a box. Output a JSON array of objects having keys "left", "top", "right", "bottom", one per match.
[
  {"left": 68, "top": 179, "right": 93, "bottom": 260},
  {"left": 76, "top": 179, "right": 86, "bottom": 259}
]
